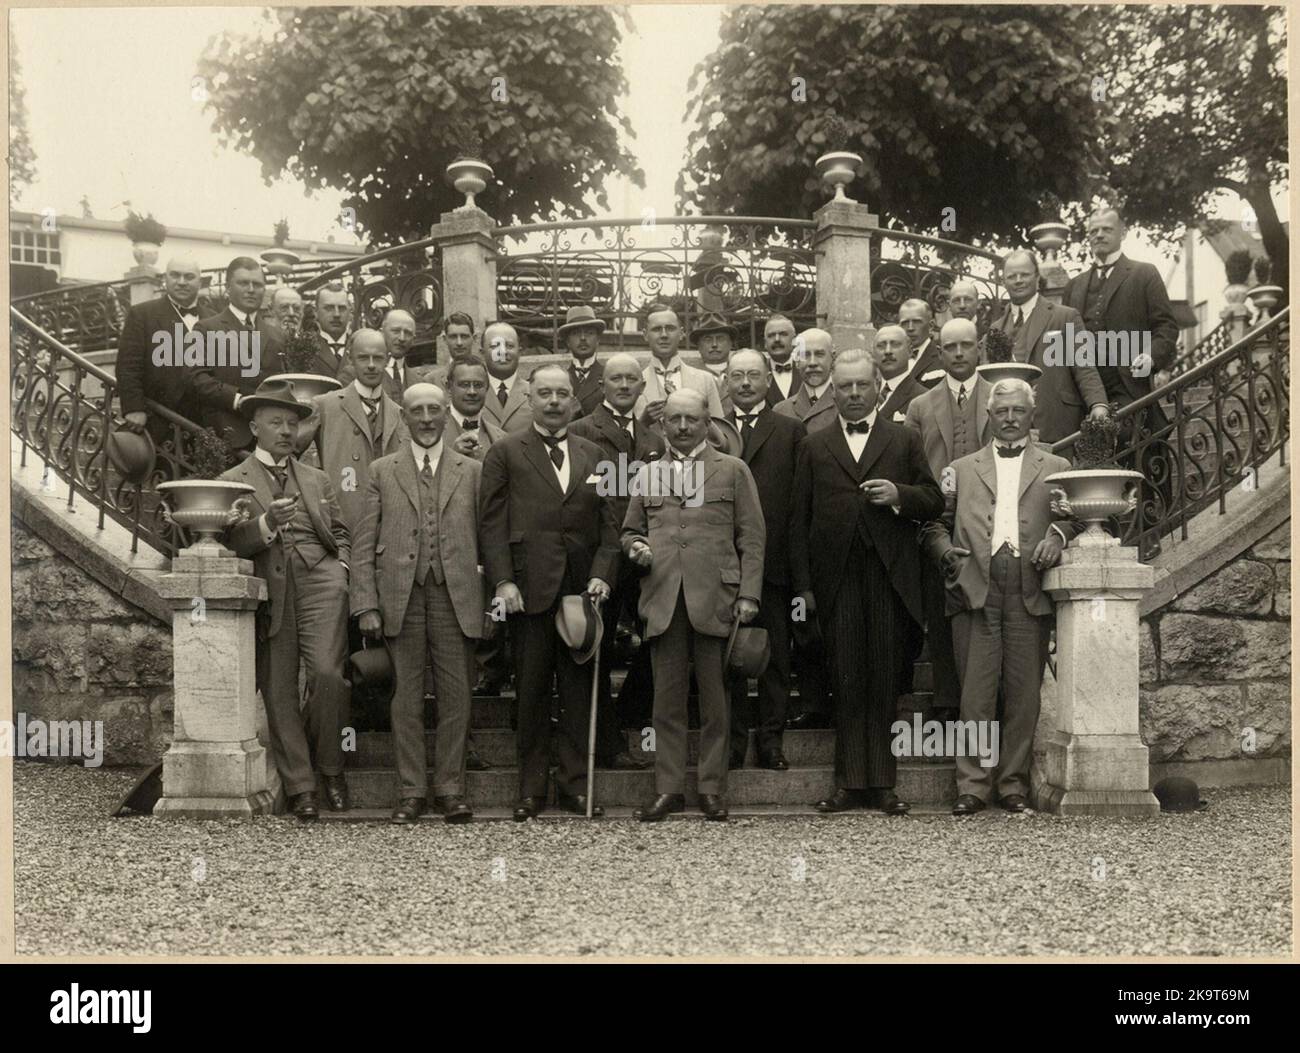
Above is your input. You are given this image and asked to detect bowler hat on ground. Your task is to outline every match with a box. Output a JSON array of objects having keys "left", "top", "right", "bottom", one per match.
[
  {"left": 1153, "top": 776, "right": 1208, "bottom": 813},
  {"left": 725, "top": 619, "right": 771, "bottom": 679},
  {"left": 348, "top": 637, "right": 395, "bottom": 706},
  {"left": 239, "top": 377, "right": 313, "bottom": 419},
  {"left": 107, "top": 424, "right": 157, "bottom": 485},
  {"left": 556, "top": 305, "right": 607, "bottom": 338},
  {"left": 690, "top": 312, "right": 737, "bottom": 344},
  {"left": 555, "top": 594, "right": 604, "bottom": 665}
]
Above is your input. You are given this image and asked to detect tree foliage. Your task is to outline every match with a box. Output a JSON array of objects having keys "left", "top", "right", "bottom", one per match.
[
  {"left": 679, "top": 5, "right": 1115, "bottom": 246},
  {"left": 1091, "top": 4, "right": 1288, "bottom": 289},
  {"left": 199, "top": 5, "right": 643, "bottom": 244},
  {"left": 9, "top": 36, "right": 38, "bottom": 199}
]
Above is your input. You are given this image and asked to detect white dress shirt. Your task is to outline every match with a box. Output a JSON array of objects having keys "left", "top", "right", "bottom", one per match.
[
  {"left": 769, "top": 357, "right": 796, "bottom": 399},
  {"left": 839, "top": 410, "right": 878, "bottom": 460},
  {"left": 991, "top": 441, "right": 1026, "bottom": 555},
  {"left": 354, "top": 379, "right": 384, "bottom": 402},
  {"left": 602, "top": 401, "right": 635, "bottom": 438},
  {"left": 1007, "top": 293, "right": 1039, "bottom": 330},
  {"left": 1095, "top": 249, "right": 1122, "bottom": 269},
  {"left": 805, "top": 379, "right": 831, "bottom": 403},
  {"left": 491, "top": 370, "right": 520, "bottom": 403},
  {"left": 878, "top": 366, "right": 914, "bottom": 407},
  {"left": 170, "top": 298, "right": 200, "bottom": 330},
  {"left": 946, "top": 373, "right": 973, "bottom": 405},
  {"left": 411, "top": 439, "right": 443, "bottom": 480},
  {"left": 534, "top": 424, "right": 570, "bottom": 491}
]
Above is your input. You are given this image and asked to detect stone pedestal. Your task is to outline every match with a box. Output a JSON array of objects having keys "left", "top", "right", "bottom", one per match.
[
  {"left": 1037, "top": 530, "right": 1160, "bottom": 816},
  {"left": 152, "top": 545, "right": 273, "bottom": 818},
  {"left": 813, "top": 199, "right": 878, "bottom": 352},
  {"left": 124, "top": 264, "right": 161, "bottom": 306},
  {"left": 430, "top": 207, "right": 498, "bottom": 334}
]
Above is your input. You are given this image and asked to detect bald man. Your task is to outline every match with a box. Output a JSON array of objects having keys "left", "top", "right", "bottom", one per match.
[
  {"left": 351, "top": 383, "right": 485, "bottom": 824},
  {"left": 480, "top": 321, "right": 534, "bottom": 432},
  {"left": 947, "top": 280, "right": 981, "bottom": 325},
  {"left": 339, "top": 308, "right": 418, "bottom": 397},
  {"left": 117, "top": 254, "right": 206, "bottom": 445}
]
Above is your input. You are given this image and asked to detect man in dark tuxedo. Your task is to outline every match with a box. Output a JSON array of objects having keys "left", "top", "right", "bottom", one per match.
[
  {"left": 724, "top": 349, "right": 806, "bottom": 771},
  {"left": 790, "top": 349, "right": 944, "bottom": 815},
  {"left": 190, "top": 257, "right": 288, "bottom": 450},
  {"left": 993, "top": 249, "right": 1110, "bottom": 444},
  {"left": 569, "top": 351, "right": 663, "bottom": 770},
  {"left": 763, "top": 314, "right": 803, "bottom": 407},
  {"left": 478, "top": 365, "right": 621, "bottom": 819},
  {"left": 874, "top": 323, "right": 937, "bottom": 423},
  {"left": 559, "top": 305, "right": 606, "bottom": 418},
  {"left": 117, "top": 255, "right": 204, "bottom": 445},
  {"left": 310, "top": 283, "right": 353, "bottom": 373},
  {"left": 903, "top": 318, "right": 995, "bottom": 717}
]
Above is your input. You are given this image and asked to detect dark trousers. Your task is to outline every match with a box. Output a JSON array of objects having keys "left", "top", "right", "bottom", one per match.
[
  {"left": 729, "top": 579, "right": 791, "bottom": 758},
  {"left": 792, "top": 627, "right": 831, "bottom": 716},
  {"left": 920, "top": 557, "right": 962, "bottom": 709},
  {"left": 950, "top": 545, "right": 1052, "bottom": 801},
  {"left": 256, "top": 553, "right": 350, "bottom": 797},
  {"left": 511, "top": 605, "right": 593, "bottom": 799},
  {"left": 821, "top": 541, "right": 908, "bottom": 790},
  {"left": 650, "top": 591, "right": 729, "bottom": 795},
  {"left": 594, "top": 559, "right": 653, "bottom": 762},
  {"left": 390, "top": 579, "right": 473, "bottom": 799}
]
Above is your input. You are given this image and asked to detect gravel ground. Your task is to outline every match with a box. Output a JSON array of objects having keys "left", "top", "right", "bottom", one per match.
[{"left": 13, "top": 762, "right": 1291, "bottom": 957}]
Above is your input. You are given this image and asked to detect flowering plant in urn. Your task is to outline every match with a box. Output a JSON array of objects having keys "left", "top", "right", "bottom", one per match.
[
  {"left": 975, "top": 325, "right": 1041, "bottom": 385},
  {"left": 815, "top": 114, "right": 863, "bottom": 202},
  {"left": 1046, "top": 405, "right": 1141, "bottom": 539},
  {"left": 157, "top": 428, "right": 253, "bottom": 549}
]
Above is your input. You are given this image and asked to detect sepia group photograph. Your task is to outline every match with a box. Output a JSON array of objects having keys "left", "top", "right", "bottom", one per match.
[{"left": 1, "top": 0, "right": 1294, "bottom": 1011}]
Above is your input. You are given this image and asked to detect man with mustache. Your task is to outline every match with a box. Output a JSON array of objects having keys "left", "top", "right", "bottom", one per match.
[
  {"left": 762, "top": 314, "right": 803, "bottom": 407},
  {"left": 559, "top": 306, "right": 606, "bottom": 419},
  {"left": 772, "top": 326, "right": 837, "bottom": 434}
]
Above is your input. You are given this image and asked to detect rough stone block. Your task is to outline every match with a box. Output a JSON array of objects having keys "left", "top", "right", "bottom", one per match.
[
  {"left": 87, "top": 622, "right": 173, "bottom": 687},
  {"left": 1275, "top": 560, "right": 1289, "bottom": 617},
  {"left": 1241, "top": 681, "right": 1293, "bottom": 757},
  {"left": 10, "top": 522, "right": 56, "bottom": 562},
  {"left": 1140, "top": 683, "right": 1243, "bottom": 762},
  {"left": 1250, "top": 519, "right": 1291, "bottom": 560},
  {"left": 11, "top": 558, "right": 128, "bottom": 621},
  {"left": 12, "top": 623, "right": 88, "bottom": 693},
  {"left": 1171, "top": 559, "right": 1274, "bottom": 615},
  {"left": 1158, "top": 614, "right": 1291, "bottom": 680},
  {"left": 1139, "top": 620, "right": 1157, "bottom": 682}
]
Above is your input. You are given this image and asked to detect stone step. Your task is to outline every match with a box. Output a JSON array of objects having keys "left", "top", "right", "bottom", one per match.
[
  {"left": 336, "top": 763, "right": 956, "bottom": 809},
  {"left": 321, "top": 804, "right": 955, "bottom": 822}
]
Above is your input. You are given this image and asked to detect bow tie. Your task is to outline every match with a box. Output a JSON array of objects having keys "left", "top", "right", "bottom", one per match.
[
  {"left": 845, "top": 420, "right": 870, "bottom": 436},
  {"left": 996, "top": 443, "right": 1026, "bottom": 458},
  {"left": 771, "top": 362, "right": 793, "bottom": 374},
  {"left": 461, "top": 418, "right": 480, "bottom": 431}
]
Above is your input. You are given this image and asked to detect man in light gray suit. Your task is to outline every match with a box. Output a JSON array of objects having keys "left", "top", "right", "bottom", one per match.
[
  {"left": 481, "top": 322, "right": 533, "bottom": 433},
  {"left": 350, "top": 384, "right": 486, "bottom": 825},
  {"left": 772, "top": 326, "right": 837, "bottom": 434}
]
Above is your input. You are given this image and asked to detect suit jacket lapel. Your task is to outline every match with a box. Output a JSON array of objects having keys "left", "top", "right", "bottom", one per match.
[
  {"left": 737, "top": 410, "right": 773, "bottom": 462},
  {"left": 502, "top": 378, "right": 528, "bottom": 425},
  {"left": 1018, "top": 444, "right": 1045, "bottom": 501},
  {"left": 596, "top": 406, "right": 633, "bottom": 456},
  {"left": 438, "top": 449, "right": 463, "bottom": 514},
  {"left": 523, "top": 429, "right": 565, "bottom": 498},
  {"left": 856, "top": 419, "right": 892, "bottom": 479},
  {"left": 826, "top": 424, "right": 865, "bottom": 484},
  {"left": 291, "top": 461, "right": 331, "bottom": 547},
  {"left": 935, "top": 384, "right": 955, "bottom": 460},
  {"left": 563, "top": 435, "right": 587, "bottom": 500},
  {"left": 1024, "top": 300, "right": 1051, "bottom": 365},
  {"left": 395, "top": 446, "right": 421, "bottom": 513},
  {"left": 974, "top": 445, "right": 997, "bottom": 495},
  {"left": 974, "top": 377, "right": 991, "bottom": 442},
  {"left": 238, "top": 455, "right": 275, "bottom": 515},
  {"left": 380, "top": 394, "right": 402, "bottom": 448},
  {"left": 1098, "top": 256, "right": 1131, "bottom": 317},
  {"left": 340, "top": 387, "right": 370, "bottom": 436}
]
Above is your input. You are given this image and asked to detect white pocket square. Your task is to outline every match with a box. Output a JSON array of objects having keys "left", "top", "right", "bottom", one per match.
[{"left": 585, "top": 473, "right": 602, "bottom": 484}]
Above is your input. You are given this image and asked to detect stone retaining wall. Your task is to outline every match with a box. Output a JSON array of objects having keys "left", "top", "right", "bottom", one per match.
[
  {"left": 1139, "top": 519, "right": 1291, "bottom": 768},
  {"left": 10, "top": 518, "right": 173, "bottom": 765}
]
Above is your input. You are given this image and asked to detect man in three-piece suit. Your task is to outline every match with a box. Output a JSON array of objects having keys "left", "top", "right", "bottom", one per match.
[
  {"left": 117, "top": 255, "right": 205, "bottom": 446},
  {"left": 442, "top": 354, "right": 507, "bottom": 461},
  {"left": 480, "top": 321, "right": 534, "bottom": 434},
  {"left": 920, "top": 379, "right": 1081, "bottom": 815},
  {"left": 638, "top": 305, "right": 724, "bottom": 426},
  {"left": 904, "top": 318, "right": 995, "bottom": 716},
  {"left": 773, "top": 326, "right": 837, "bottom": 434},
  {"left": 763, "top": 314, "right": 803, "bottom": 408},
  {"left": 790, "top": 349, "right": 944, "bottom": 815},
  {"left": 479, "top": 365, "right": 621, "bottom": 819},
  {"left": 624, "top": 389, "right": 765, "bottom": 822},
  {"left": 993, "top": 249, "right": 1110, "bottom": 444},
  {"left": 724, "top": 349, "right": 806, "bottom": 771},
  {"left": 875, "top": 323, "right": 941, "bottom": 424},
  {"left": 219, "top": 378, "right": 351, "bottom": 820},
  {"left": 296, "top": 329, "right": 407, "bottom": 535},
  {"left": 351, "top": 383, "right": 484, "bottom": 825},
  {"left": 191, "top": 258, "right": 289, "bottom": 449},
  {"left": 568, "top": 352, "right": 663, "bottom": 770},
  {"left": 559, "top": 305, "right": 606, "bottom": 419}
]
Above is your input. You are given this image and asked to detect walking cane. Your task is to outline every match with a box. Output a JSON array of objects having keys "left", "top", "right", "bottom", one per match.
[{"left": 586, "top": 594, "right": 604, "bottom": 819}]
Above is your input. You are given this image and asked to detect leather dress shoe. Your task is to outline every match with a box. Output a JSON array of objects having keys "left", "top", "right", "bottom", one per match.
[
  {"left": 465, "top": 747, "right": 491, "bottom": 771},
  {"left": 1000, "top": 794, "right": 1029, "bottom": 813},
  {"left": 634, "top": 793, "right": 685, "bottom": 822},
  {"left": 875, "top": 790, "right": 910, "bottom": 816},
  {"left": 512, "top": 796, "right": 546, "bottom": 821},
  {"left": 786, "top": 711, "right": 831, "bottom": 730},
  {"left": 322, "top": 774, "right": 349, "bottom": 812},
  {"left": 952, "top": 794, "right": 987, "bottom": 816},
  {"left": 815, "top": 787, "right": 867, "bottom": 813},
  {"left": 728, "top": 750, "right": 746, "bottom": 770},
  {"left": 603, "top": 750, "right": 652, "bottom": 771},
  {"left": 289, "top": 792, "right": 319, "bottom": 820},
  {"left": 434, "top": 795, "right": 473, "bottom": 823},
  {"left": 759, "top": 749, "right": 790, "bottom": 771},
  {"left": 698, "top": 794, "right": 729, "bottom": 821},
  {"left": 557, "top": 794, "right": 604, "bottom": 817},
  {"left": 391, "top": 797, "right": 425, "bottom": 825}
]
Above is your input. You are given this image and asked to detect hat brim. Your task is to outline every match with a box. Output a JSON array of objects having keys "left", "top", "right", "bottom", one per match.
[
  {"left": 690, "top": 327, "right": 737, "bottom": 344},
  {"left": 348, "top": 637, "right": 396, "bottom": 705},
  {"left": 240, "top": 395, "right": 314, "bottom": 420},
  {"left": 557, "top": 319, "right": 608, "bottom": 337},
  {"left": 107, "top": 427, "right": 157, "bottom": 484},
  {"left": 556, "top": 595, "right": 604, "bottom": 664},
  {"left": 707, "top": 417, "right": 744, "bottom": 458}
]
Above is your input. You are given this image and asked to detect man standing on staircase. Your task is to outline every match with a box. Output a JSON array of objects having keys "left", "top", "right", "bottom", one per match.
[
  {"left": 762, "top": 314, "right": 803, "bottom": 408},
  {"left": 772, "top": 326, "right": 837, "bottom": 435},
  {"left": 790, "top": 350, "right": 943, "bottom": 816},
  {"left": 310, "top": 283, "right": 354, "bottom": 374},
  {"left": 638, "top": 305, "right": 724, "bottom": 428},
  {"left": 481, "top": 322, "right": 534, "bottom": 434},
  {"left": 351, "top": 383, "right": 483, "bottom": 825}
]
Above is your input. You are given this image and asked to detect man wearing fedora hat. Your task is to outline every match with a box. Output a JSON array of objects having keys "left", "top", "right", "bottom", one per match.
[
  {"left": 479, "top": 364, "right": 621, "bottom": 820},
  {"left": 624, "top": 388, "right": 766, "bottom": 822},
  {"left": 559, "top": 306, "right": 607, "bottom": 419},
  {"left": 351, "top": 383, "right": 484, "bottom": 824},
  {"left": 692, "top": 312, "right": 737, "bottom": 415},
  {"left": 219, "top": 377, "right": 352, "bottom": 820}
]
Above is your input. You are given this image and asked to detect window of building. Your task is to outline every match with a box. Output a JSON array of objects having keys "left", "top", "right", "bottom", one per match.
[{"left": 9, "top": 228, "right": 62, "bottom": 267}]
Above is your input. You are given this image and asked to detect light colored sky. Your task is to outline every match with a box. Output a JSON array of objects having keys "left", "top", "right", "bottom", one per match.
[{"left": 10, "top": 4, "right": 724, "bottom": 243}]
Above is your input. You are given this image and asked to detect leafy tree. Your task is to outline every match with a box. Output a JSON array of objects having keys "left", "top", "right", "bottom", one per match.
[
  {"left": 9, "top": 35, "right": 37, "bottom": 200},
  {"left": 1091, "top": 4, "right": 1288, "bottom": 290},
  {"left": 199, "top": 5, "right": 643, "bottom": 244},
  {"left": 679, "top": 5, "right": 1115, "bottom": 246}
]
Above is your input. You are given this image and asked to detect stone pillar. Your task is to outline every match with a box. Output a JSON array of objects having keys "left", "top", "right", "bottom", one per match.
[
  {"left": 153, "top": 545, "right": 274, "bottom": 819},
  {"left": 1037, "top": 533, "right": 1160, "bottom": 816},
  {"left": 124, "top": 264, "right": 161, "bottom": 306},
  {"left": 813, "top": 199, "right": 878, "bottom": 352},
  {"left": 430, "top": 207, "right": 498, "bottom": 335}
]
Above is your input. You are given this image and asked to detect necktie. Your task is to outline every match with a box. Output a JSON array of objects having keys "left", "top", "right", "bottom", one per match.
[
  {"left": 265, "top": 462, "right": 288, "bottom": 492},
  {"left": 845, "top": 420, "right": 870, "bottom": 436},
  {"left": 497, "top": 381, "right": 509, "bottom": 406},
  {"left": 877, "top": 385, "right": 890, "bottom": 410},
  {"left": 996, "top": 444, "right": 1025, "bottom": 459},
  {"left": 772, "top": 362, "right": 793, "bottom": 374},
  {"left": 573, "top": 366, "right": 590, "bottom": 386},
  {"left": 612, "top": 413, "right": 633, "bottom": 432},
  {"left": 421, "top": 452, "right": 434, "bottom": 480},
  {"left": 462, "top": 418, "right": 480, "bottom": 431},
  {"left": 807, "top": 389, "right": 819, "bottom": 406},
  {"left": 360, "top": 395, "right": 381, "bottom": 418},
  {"left": 736, "top": 412, "right": 758, "bottom": 440},
  {"left": 541, "top": 433, "right": 565, "bottom": 471},
  {"left": 1095, "top": 262, "right": 1112, "bottom": 285},
  {"left": 655, "top": 367, "right": 678, "bottom": 395},
  {"left": 956, "top": 384, "right": 967, "bottom": 408}
]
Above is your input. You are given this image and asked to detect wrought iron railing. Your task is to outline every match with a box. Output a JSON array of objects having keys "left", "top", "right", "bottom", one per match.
[
  {"left": 10, "top": 307, "right": 206, "bottom": 556},
  {"left": 870, "top": 229, "right": 1004, "bottom": 330},
  {"left": 1051, "top": 307, "right": 1289, "bottom": 557}
]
